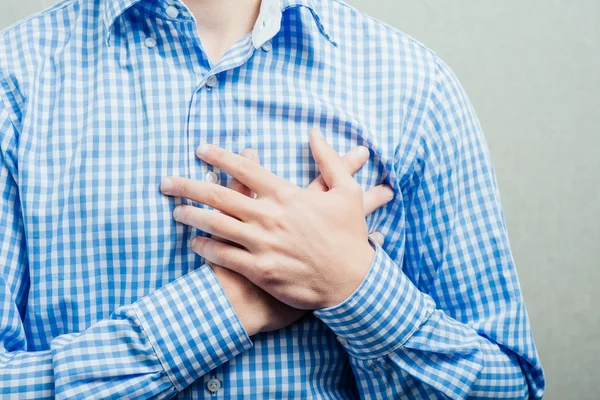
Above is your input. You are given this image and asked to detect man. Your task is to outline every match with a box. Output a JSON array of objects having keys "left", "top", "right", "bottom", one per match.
[{"left": 0, "top": 0, "right": 545, "bottom": 398}]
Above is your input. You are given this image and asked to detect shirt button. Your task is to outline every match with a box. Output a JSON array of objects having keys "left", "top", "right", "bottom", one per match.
[
  {"left": 261, "top": 41, "right": 272, "bottom": 52},
  {"left": 336, "top": 336, "right": 348, "bottom": 346},
  {"left": 206, "top": 378, "right": 221, "bottom": 393},
  {"left": 204, "top": 171, "right": 219, "bottom": 184},
  {"left": 165, "top": 5, "right": 179, "bottom": 19},
  {"left": 205, "top": 75, "right": 218, "bottom": 88},
  {"left": 144, "top": 37, "right": 157, "bottom": 48}
]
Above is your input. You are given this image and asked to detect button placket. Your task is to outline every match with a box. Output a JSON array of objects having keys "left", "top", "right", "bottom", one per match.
[
  {"left": 205, "top": 74, "right": 218, "bottom": 89},
  {"left": 204, "top": 170, "right": 219, "bottom": 184}
]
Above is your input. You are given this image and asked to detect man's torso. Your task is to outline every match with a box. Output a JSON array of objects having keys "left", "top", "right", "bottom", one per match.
[{"left": 0, "top": 0, "right": 435, "bottom": 397}]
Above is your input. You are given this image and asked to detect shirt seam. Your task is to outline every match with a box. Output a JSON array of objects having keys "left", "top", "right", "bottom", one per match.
[{"left": 0, "top": 68, "right": 21, "bottom": 136}]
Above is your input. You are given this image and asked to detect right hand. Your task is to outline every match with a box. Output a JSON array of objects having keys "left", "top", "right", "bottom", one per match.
[{"left": 210, "top": 146, "right": 392, "bottom": 336}]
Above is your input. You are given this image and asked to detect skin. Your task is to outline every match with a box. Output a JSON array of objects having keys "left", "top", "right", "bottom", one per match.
[
  {"left": 161, "top": 129, "right": 393, "bottom": 335},
  {"left": 182, "top": 0, "right": 262, "bottom": 64},
  {"left": 173, "top": 1, "right": 391, "bottom": 336}
]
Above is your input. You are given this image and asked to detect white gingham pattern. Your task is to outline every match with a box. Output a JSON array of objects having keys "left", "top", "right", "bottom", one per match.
[{"left": 0, "top": 0, "right": 545, "bottom": 398}]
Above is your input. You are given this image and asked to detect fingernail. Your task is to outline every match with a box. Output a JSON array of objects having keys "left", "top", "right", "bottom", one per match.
[
  {"left": 161, "top": 178, "right": 173, "bottom": 192},
  {"left": 313, "top": 128, "right": 324, "bottom": 140},
  {"left": 196, "top": 144, "right": 210, "bottom": 156},
  {"left": 190, "top": 237, "right": 198, "bottom": 248},
  {"left": 384, "top": 185, "right": 395, "bottom": 199},
  {"left": 172, "top": 205, "right": 181, "bottom": 219}
]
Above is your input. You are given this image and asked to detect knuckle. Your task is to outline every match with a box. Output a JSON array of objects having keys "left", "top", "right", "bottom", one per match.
[
  {"left": 257, "top": 260, "right": 278, "bottom": 284},
  {"left": 262, "top": 209, "right": 288, "bottom": 232},
  {"left": 274, "top": 186, "right": 296, "bottom": 205},
  {"left": 205, "top": 214, "right": 221, "bottom": 233},
  {"left": 214, "top": 246, "right": 229, "bottom": 264},
  {"left": 179, "top": 179, "right": 191, "bottom": 198},
  {"left": 208, "top": 187, "right": 227, "bottom": 206},
  {"left": 260, "top": 233, "right": 280, "bottom": 251},
  {"left": 233, "top": 159, "right": 251, "bottom": 181}
]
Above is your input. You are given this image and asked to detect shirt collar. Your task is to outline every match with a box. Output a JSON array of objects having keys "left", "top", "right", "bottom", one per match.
[{"left": 101, "top": 0, "right": 336, "bottom": 47}]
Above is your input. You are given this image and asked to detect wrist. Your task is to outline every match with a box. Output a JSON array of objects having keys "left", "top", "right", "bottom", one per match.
[
  {"left": 234, "top": 307, "right": 263, "bottom": 336},
  {"left": 211, "top": 264, "right": 263, "bottom": 337},
  {"left": 322, "top": 242, "right": 376, "bottom": 309},
  {"left": 314, "top": 243, "right": 434, "bottom": 359},
  {"left": 221, "top": 287, "right": 264, "bottom": 337}
]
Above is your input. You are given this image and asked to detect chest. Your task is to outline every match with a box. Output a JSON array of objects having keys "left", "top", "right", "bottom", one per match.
[{"left": 16, "top": 55, "right": 398, "bottom": 298}]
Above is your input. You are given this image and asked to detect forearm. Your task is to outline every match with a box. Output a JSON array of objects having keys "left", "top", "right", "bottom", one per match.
[
  {"left": 314, "top": 244, "right": 543, "bottom": 400},
  {"left": 373, "top": 311, "right": 532, "bottom": 399},
  {"left": 1, "top": 311, "right": 177, "bottom": 400},
  {"left": 344, "top": 323, "right": 530, "bottom": 400},
  {"left": 0, "top": 265, "right": 253, "bottom": 399}
]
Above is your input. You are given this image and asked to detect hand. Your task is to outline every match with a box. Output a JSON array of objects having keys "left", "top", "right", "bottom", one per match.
[
  {"left": 209, "top": 149, "right": 306, "bottom": 336},
  {"left": 210, "top": 146, "right": 388, "bottom": 335},
  {"left": 161, "top": 129, "right": 395, "bottom": 311}
]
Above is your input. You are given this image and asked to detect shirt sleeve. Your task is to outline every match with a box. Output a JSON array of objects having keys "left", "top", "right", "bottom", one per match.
[
  {"left": 314, "top": 57, "right": 546, "bottom": 399},
  {"left": 0, "top": 101, "right": 253, "bottom": 399}
]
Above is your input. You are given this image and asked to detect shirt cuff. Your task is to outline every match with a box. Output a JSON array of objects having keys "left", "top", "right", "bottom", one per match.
[
  {"left": 314, "top": 242, "right": 435, "bottom": 359},
  {"left": 132, "top": 264, "right": 253, "bottom": 392}
]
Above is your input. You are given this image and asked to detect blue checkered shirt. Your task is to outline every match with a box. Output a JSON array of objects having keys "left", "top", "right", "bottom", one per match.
[{"left": 0, "top": 0, "right": 545, "bottom": 398}]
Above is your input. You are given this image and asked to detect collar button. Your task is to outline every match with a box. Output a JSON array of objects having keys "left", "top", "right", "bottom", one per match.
[{"left": 261, "top": 41, "right": 273, "bottom": 52}]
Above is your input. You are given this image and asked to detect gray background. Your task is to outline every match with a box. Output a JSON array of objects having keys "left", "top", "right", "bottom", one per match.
[{"left": 1, "top": 1, "right": 598, "bottom": 399}]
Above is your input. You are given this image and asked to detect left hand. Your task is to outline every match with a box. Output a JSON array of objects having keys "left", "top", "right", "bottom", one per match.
[{"left": 161, "top": 129, "right": 392, "bottom": 310}]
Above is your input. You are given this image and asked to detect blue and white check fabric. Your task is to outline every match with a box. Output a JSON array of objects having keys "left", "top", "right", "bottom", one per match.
[{"left": 0, "top": 0, "right": 545, "bottom": 398}]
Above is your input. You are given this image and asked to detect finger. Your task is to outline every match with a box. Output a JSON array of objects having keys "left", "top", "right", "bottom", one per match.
[
  {"left": 161, "top": 177, "right": 258, "bottom": 220},
  {"left": 308, "top": 145, "right": 370, "bottom": 192},
  {"left": 196, "top": 144, "right": 290, "bottom": 196},
  {"left": 362, "top": 184, "right": 395, "bottom": 215},
  {"left": 368, "top": 231, "right": 385, "bottom": 246},
  {"left": 230, "top": 149, "right": 260, "bottom": 197},
  {"left": 209, "top": 234, "right": 246, "bottom": 252},
  {"left": 173, "top": 205, "right": 253, "bottom": 246},
  {"left": 309, "top": 128, "right": 355, "bottom": 189},
  {"left": 190, "top": 236, "right": 258, "bottom": 281},
  {"left": 211, "top": 234, "right": 228, "bottom": 244}
]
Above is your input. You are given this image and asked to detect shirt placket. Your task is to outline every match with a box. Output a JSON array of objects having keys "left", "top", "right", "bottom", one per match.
[{"left": 186, "top": 38, "right": 258, "bottom": 207}]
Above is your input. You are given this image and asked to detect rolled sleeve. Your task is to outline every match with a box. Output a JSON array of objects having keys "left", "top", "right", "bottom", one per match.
[{"left": 314, "top": 243, "right": 435, "bottom": 360}]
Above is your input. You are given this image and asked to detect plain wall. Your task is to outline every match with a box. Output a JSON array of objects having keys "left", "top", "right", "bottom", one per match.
[{"left": 1, "top": 1, "right": 598, "bottom": 399}]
